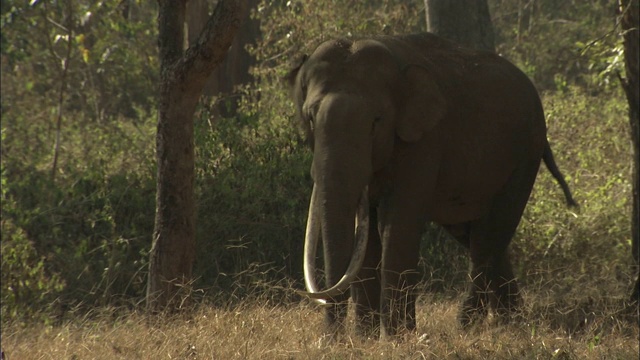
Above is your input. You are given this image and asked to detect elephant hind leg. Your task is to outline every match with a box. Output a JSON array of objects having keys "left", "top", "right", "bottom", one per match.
[
  {"left": 460, "top": 250, "right": 520, "bottom": 327},
  {"left": 487, "top": 251, "right": 520, "bottom": 320},
  {"left": 460, "top": 265, "right": 491, "bottom": 327},
  {"left": 460, "top": 159, "right": 540, "bottom": 327}
]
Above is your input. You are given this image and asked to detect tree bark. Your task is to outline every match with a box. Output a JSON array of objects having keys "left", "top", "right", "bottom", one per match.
[
  {"left": 424, "top": 0, "right": 495, "bottom": 52},
  {"left": 147, "top": 0, "right": 246, "bottom": 312},
  {"left": 618, "top": 0, "right": 639, "bottom": 302}
]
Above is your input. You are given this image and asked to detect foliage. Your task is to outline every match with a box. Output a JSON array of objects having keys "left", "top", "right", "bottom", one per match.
[
  {"left": 1, "top": 141, "right": 64, "bottom": 322},
  {"left": 192, "top": 104, "right": 312, "bottom": 297},
  {"left": 490, "top": 0, "right": 625, "bottom": 91},
  {"left": 1, "top": 0, "right": 158, "bottom": 321},
  {"left": 514, "top": 87, "right": 632, "bottom": 286},
  {"left": 1, "top": 162, "right": 155, "bottom": 317},
  {"left": 1, "top": 0, "right": 158, "bottom": 122}
]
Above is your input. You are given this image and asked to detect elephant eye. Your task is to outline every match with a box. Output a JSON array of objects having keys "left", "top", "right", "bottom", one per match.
[
  {"left": 372, "top": 116, "right": 382, "bottom": 133},
  {"left": 306, "top": 104, "right": 319, "bottom": 132}
]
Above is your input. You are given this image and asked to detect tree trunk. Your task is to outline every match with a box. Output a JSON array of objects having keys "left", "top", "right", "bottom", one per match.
[
  {"left": 424, "top": 0, "right": 495, "bottom": 52},
  {"left": 618, "top": 0, "right": 639, "bottom": 302},
  {"left": 147, "top": 0, "right": 246, "bottom": 312}
]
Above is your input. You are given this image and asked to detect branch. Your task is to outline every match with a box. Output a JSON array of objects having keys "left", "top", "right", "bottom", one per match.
[
  {"left": 181, "top": 0, "right": 247, "bottom": 93},
  {"left": 51, "top": 0, "right": 74, "bottom": 182},
  {"left": 579, "top": 0, "right": 635, "bottom": 55}
]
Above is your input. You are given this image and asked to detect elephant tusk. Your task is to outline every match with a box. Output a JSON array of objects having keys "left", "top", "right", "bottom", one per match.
[
  {"left": 301, "top": 184, "right": 328, "bottom": 305},
  {"left": 299, "top": 186, "right": 370, "bottom": 303}
]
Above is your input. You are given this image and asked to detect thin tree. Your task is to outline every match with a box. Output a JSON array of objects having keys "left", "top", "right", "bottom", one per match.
[
  {"left": 147, "top": 0, "right": 247, "bottom": 312},
  {"left": 424, "top": 0, "right": 495, "bottom": 52},
  {"left": 618, "top": 0, "right": 639, "bottom": 302}
]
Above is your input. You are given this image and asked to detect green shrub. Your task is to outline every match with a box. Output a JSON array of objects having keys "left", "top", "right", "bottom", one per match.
[
  {"left": 514, "top": 86, "right": 632, "bottom": 287},
  {"left": 1, "top": 217, "right": 65, "bottom": 323},
  {"left": 490, "top": 0, "right": 622, "bottom": 91},
  {"left": 192, "top": 104, "right": 312, "bottom": 297}
]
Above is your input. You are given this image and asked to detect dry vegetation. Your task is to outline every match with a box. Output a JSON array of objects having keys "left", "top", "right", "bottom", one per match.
[
  {"left": 3, "top": 285, "right": 638, "bottom": 359},
  {"left": 2, "top": 1, "right": 639, "bottom": 359}
]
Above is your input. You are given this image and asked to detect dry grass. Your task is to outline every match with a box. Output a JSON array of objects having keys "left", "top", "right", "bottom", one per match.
[{"left": 3, "top": 287, "right": 637, "bottom": 360}]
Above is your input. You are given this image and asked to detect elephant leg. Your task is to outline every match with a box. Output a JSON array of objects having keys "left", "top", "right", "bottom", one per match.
[
  {"left": 379, "top": 214, "right": 421, "bottom": 338},
  {"left": 352, "top": 206, "right": 382, "bottom": 338},
  {"left": 324, "top": 297, "right": 349, "bottom": 338},
  {"left": 443, "top": 223, "right": 492, "bottom": 327},
  {"left": 460, "top": 259, "right": 491, "bottom": 327},
  {"left": 462, "top": 231, "right": 516, "bottom": 327},
  {"left": 461, "top": 248, "right": 520, "bottom": 327},
  {"left": 487, "top": 250, "right": 519, "bottom": 321},
  {"left": 321, "top": 227, "right": 351, "bottom": 338},
  {"left": 461, "top": 160, "right": 539, "bottom": 326}
]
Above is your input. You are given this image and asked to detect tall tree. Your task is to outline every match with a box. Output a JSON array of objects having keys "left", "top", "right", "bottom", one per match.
[
  {"left": 147, "top": 0, "right": 246, "bottom": 312},
  {"left": 424, "top": 0, "right": 495, "bottom": 51},
  {"left": 618, "top": 0, "right": 639, "bottom": 302}
]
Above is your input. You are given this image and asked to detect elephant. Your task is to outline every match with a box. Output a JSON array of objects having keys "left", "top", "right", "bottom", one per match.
[{"left": 286, "top": 33, "right": 577, "bottom": 339}]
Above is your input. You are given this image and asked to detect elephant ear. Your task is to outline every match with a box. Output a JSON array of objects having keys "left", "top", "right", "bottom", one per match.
[
  {"left": 284, "top": 54, "right": 308, "bottom": 90},
  {"left": 396, "top": 65, "right": 447, "bottom": 142}
]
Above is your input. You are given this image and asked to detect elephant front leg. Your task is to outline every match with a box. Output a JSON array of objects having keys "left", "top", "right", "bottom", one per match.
[
  {"left": 324, "top": 296, "right": 349, "bottom": 339},
  {"left": 351, "top": 206, "right": 382, "bottom": 338},
  {"left": 379, "top": 220, "right": 421, "bottom": 338},
  {"left": 380, "top": 266, "right": 419, "bottom": 338}
]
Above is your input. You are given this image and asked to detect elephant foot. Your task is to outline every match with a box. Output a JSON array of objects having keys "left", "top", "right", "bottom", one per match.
[
  {"left": 379, "top": 324, "right": 418, "bottom": 342},
  {"left": 379, "top": 309, "right": 418, "bottom": 340},
  {"left": 459, "top": 295, "right": 523, "bottom": 328},
  {"left": 323, "top": 300, "right": 349, "bottom": 340},
  {"left": 354, "top": 313, "right": 380, "bottom": 339},
  {"left": 459, "top": 295, "right": 490, "bottom": 328},
  {"left": 458, "top": 308, "right": 488, "bottom": 329}
]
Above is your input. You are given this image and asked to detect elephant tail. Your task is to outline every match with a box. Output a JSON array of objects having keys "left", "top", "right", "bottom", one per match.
[{"left": 542, "top": 140, "right": 578, "bottom": 207}]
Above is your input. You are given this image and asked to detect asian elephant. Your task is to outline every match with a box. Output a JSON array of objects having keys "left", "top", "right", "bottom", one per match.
[{"left": 286, "top": 33, "right": 577, "bottom": 339}]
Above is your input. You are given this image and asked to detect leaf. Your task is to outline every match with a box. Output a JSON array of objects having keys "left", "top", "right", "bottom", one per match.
[
  {"left": 82, "top": 48, "right": 90, "bottom": 63},
  {"left": 54, "top": 34, "right": 68, "bottom": 44}
]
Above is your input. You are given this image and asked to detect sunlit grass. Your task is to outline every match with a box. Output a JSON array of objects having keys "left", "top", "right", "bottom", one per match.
[{"left": 3, "top": 277, "right": 637, "bottom": 360}]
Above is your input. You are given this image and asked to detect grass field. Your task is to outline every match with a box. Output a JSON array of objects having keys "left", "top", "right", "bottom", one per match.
[{"left": 3, "top": 283, "right": 638, "bottom": 359}]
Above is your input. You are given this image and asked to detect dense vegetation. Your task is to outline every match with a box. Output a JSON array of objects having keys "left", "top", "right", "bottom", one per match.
[{"left": 1, "top": 0, "right": 635, "bottom": 332}]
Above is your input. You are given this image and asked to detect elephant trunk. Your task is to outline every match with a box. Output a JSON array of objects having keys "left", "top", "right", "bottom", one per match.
[{"left": 300, "top": 184, "right": 370, "bottom": 303}]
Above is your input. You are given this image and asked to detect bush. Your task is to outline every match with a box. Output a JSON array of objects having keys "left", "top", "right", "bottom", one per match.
[
  {"left": 1, "top": 219, "right": 65, "bottom": 323},
  {"left": 192, "top": 103, "right": 312, "bottom": 298},
  {"left": 490, "top": 0, "right": 623, "bottom": 91},
  {"left": 513, "top": 86, "right": 632, "bottom": 288}
]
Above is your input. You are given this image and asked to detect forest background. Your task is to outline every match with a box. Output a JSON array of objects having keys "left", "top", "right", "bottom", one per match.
[{"left": 1, "top": 1, "right": 637, "bottom": 357}]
